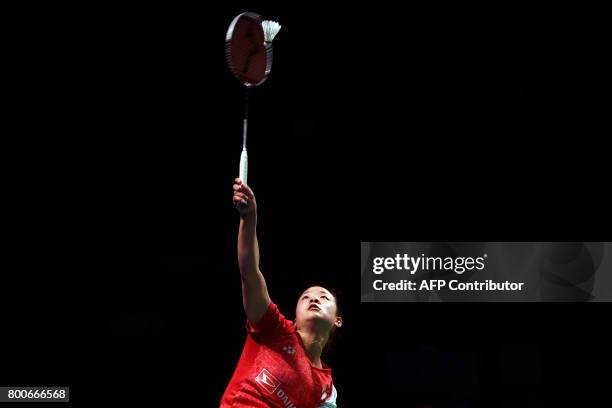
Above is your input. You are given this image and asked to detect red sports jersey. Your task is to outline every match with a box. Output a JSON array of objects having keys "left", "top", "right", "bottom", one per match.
[{"left": 220, "top": 302, "right": 337, "bottom": 408}]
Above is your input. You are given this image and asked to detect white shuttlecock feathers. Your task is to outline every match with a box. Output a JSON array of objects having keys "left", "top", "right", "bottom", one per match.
[{"left": 262, "top": 20, "right": 281, "bottom": 42}]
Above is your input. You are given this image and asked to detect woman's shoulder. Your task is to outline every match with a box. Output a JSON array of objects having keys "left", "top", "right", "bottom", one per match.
[{"left": 247, "top": 301, "right": 296, "bottom": 340}]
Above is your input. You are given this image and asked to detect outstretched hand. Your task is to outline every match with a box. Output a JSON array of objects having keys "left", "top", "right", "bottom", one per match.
[{"left": 233, "top": 178, "right": 257, "bottom": 219}]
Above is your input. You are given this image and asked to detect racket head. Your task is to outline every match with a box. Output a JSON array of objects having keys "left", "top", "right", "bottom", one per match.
[{"left": 225, "top": 12, "right": 272, "bottom": 87}]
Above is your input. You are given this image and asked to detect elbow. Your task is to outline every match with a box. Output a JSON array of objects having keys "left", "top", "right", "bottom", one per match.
[{"left": 239, "top": 264, "right": 260, "bottom": 283}]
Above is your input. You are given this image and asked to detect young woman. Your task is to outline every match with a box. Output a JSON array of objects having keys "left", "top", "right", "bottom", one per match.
[{"left": 220, "top": 178, "right": 343, "bottom": 408}]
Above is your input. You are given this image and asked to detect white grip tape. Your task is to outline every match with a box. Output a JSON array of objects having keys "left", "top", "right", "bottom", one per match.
[{"left": 239, "top": 149, "right": 248, "bottom": 185}]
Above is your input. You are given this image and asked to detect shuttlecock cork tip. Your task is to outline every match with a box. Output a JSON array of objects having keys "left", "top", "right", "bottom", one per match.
[{"left": 262, "top": 20, "right": 281, "bottom": 42}]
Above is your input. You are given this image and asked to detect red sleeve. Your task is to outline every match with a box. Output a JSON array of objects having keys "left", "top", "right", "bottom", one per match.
[{"left": 246, "top": 302, "right": 294, "bottom": 342}]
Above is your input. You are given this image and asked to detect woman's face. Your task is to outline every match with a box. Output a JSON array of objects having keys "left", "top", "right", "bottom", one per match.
[{"left": 295, "top": 286, "right": 341, "bottom": 331}]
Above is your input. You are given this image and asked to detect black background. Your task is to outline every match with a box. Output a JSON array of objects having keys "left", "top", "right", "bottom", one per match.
[{"left": 2, "top": 3, "right": 609, "bottom": 407}]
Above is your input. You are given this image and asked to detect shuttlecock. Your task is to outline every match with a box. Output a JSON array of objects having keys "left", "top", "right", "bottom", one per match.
[{"left": 262, "top": 20, "right": 281, "bottom": 43}]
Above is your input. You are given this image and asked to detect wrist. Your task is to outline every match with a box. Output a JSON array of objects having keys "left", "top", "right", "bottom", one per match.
[{"left": 240, "top": 212, "right": 257, "bottom": 224}]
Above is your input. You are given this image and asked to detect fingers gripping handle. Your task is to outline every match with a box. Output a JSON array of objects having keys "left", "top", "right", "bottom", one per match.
[{"left": 239, "top": 148, "right": 248, "bottom": 186}]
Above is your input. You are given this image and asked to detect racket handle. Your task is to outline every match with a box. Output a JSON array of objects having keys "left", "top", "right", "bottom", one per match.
[{"left": 239, "top": 148, "right": 248, "bottom": 185}]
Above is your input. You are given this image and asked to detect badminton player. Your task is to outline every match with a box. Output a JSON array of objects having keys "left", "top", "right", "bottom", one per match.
[{"left": 220, "top": 178, "right": 342, "bottom": 408}]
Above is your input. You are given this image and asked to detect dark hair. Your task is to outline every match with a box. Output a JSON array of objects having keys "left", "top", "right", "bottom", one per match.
[{"left": 297, "top": 284, "right": 343, "bottom": 357}]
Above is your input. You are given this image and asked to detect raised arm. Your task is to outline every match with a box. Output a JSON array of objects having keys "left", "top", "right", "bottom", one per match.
[{"left": 233, "top": 178, "right": 271, "bottom": 325}]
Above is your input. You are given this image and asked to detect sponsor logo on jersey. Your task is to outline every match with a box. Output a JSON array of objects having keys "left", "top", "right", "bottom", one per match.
[
  {"left": 255, "top": 368, "right": 280, "bottom": 394},
  {"left": 254, "top": 368, "right": 297, "bottom": 407}
]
